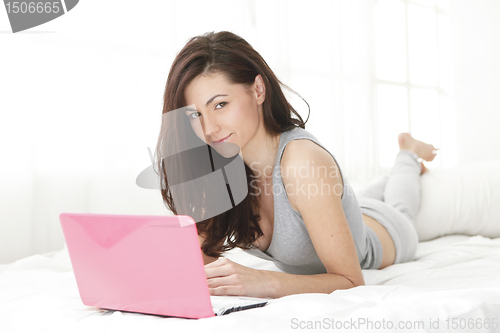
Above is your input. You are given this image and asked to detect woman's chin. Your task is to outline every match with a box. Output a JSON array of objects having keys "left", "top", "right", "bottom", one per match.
[{"left": 211, "top": 142, "right": 241, "bottom": 158}]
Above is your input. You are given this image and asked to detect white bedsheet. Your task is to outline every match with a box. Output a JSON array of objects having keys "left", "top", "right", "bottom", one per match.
[{"left": 1, "top": 234, "right": 500, "bottom": 333}]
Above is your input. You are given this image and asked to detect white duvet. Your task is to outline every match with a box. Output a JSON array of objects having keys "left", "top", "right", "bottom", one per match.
[{"left": 1, "top": 234, "right": 500, "bottom": 333}]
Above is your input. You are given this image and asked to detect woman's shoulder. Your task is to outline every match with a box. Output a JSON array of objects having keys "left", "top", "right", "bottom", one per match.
[
  {"left": 281, "top": 137, "right": 334, "bottom": 167},
  {"left": 280, "top": 138, "right": 343, "bottom": 209},
  {"left": 279, "top": 128, "right": 341, "bottom": 173}
]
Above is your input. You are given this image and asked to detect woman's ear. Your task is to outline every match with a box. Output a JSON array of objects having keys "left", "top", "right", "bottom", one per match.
[{"left": 253, "top": 74, "right": 266, "bottom": 105}]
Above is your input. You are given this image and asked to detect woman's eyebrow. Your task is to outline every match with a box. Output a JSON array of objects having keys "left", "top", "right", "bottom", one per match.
[
  {"left": 205, "top": 94, "right": 228, "bottom": 107},
  {"left": 183, "top": 94, "right": 229, "bottom": 114},
  {"left": 184, "top": 107, "right": 197, "bottom": 114}
]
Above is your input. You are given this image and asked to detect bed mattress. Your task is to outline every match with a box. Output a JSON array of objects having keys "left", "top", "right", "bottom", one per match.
[{"left": 1, "top": 234, "right": 499, "bottom": 333}]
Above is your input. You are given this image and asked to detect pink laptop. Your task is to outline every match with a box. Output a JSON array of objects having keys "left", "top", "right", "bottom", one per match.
[{"left": 59, "top": 212, "right": 270, "bottom": 319}]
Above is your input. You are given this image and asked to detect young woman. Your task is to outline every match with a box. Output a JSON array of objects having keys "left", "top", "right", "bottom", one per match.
[{"left": 156, "top": 31, "right": 438, "bottom": 299}]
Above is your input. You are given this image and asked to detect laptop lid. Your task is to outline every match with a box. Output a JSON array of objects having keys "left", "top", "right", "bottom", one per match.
[{"left": 60, "top": 212, "right": 215, "bottom": 319}]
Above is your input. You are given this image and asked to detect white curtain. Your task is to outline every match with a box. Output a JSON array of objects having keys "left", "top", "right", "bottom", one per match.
[{"left": 3, "top": 0, "right": 496, "bottom": 264}]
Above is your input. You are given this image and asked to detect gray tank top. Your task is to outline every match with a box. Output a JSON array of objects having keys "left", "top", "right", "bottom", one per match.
[{"left": 241, "top": 127, "right": 381, "bottom": 274}]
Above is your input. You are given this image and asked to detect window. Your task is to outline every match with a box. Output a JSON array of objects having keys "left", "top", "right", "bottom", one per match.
[{"left": 374, "top": 0, "right": 456, "bottom": 168}]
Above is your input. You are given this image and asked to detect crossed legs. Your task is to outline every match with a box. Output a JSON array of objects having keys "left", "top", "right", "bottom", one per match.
[{"left": 362, "top": 133, "right": 438, "bottom": 223}]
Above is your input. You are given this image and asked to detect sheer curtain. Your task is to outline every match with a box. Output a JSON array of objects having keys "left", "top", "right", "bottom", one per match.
[{"left": 0, "top": 0, "right": 453, "bottom": 263}]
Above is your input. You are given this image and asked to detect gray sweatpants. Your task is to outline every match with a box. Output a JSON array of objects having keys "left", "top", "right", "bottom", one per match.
[{"left": 358, "top": 149, "right": 421, "bottom": 268}]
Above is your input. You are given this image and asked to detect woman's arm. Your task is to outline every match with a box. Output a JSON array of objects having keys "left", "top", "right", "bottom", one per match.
[
  {"left": 278, "top": 139, "right": 366, "bottom": 288},
  {"left": 204, "top": 139, "right": 365, "bottom": 298},
  {"left": 204, "top": 257, "right": 359, "bottom": 299},
  {"left": 263, "top": 270, "right": 359, "bottom": 298}
]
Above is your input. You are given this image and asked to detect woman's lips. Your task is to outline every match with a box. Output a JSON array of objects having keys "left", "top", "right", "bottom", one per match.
[{"left": 212, "top": 134, "right": 232, "bottom": 144}]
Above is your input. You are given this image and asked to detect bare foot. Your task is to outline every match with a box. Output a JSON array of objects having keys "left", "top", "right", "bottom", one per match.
[{"left": 398, "top": 133, "right": 439, "bottom": 162}]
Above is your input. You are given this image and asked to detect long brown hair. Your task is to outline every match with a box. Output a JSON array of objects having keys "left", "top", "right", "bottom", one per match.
[{"left": 156, "top": 31, "right": 309, "bottom": 258}]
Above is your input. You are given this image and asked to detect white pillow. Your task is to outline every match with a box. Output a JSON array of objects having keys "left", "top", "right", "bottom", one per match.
[{"left": 414, "top": 159, "right": 500, "bottom": 241}]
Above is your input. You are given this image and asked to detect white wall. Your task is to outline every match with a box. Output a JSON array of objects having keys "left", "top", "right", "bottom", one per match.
[{"left": 452, "top": 0, "right": 500, "bottom": 164}]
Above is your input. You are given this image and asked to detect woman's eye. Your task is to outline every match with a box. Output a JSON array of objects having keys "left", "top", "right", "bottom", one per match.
[
  {"left": 188, "top": 112, "right": 201, "bottom": 120},
  {"left": 187, "top": 102, "right": 226, "bottom": 120},
  {"left": 215, "top": 101, "right": 228, "bottom": 109}
]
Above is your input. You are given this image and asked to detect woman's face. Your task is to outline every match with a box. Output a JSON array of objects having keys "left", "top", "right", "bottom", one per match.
[{"left": 183, "top": 72, "right": 265, "bottom": 153}]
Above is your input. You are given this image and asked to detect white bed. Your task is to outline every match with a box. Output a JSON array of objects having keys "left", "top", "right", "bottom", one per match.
[
  {"left": 1, "top": 234, "right": 500, "bottom": 333},
  {"left": 2, "top": 160, "right": 500, "bottom": 333}
]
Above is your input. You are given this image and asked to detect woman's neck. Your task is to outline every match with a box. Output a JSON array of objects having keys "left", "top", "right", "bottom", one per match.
[{"left": 242, "top": 131, "right": 281, "bottom": 183}]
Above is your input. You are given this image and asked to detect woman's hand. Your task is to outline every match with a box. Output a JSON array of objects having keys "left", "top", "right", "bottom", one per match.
[{"left": 204, "top": 257, "right": 275, "bottom": 298}]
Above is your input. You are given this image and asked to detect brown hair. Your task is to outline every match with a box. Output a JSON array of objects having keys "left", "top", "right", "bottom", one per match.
[{"left": 156, "top": 31, "right": 309, "bottom": 258}]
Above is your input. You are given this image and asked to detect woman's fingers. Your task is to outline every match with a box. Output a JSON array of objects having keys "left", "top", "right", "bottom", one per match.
[
  {"left": 204, "top": 258, "right": 234, "bottom": 279},
  {"left": 204, "top": 257, "right": 229, "bottom": 268},
  {"left": 208, "top": 275, "right": 245, "bottom": 296},
  {"left": 206, "top": 263, "right": 244, "bottom": 296},
  {"left": 207, "top": 275, "right": 233, "bottom": 288},
  {"left": 204, "top": 258, "right": 258, "bottom": 296},
  {"left": 205, "top": 265, "right": 227, "bottom": 279},
  {"left": 210, "top": 285, "right": 242, "bottom": 296}
]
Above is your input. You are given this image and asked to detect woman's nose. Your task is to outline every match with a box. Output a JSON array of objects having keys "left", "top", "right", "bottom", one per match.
[{"left": 201, "top": 114, "right": 221, "bottom": 140}]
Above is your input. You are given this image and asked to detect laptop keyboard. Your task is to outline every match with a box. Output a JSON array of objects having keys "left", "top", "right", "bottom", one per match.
[{"left": 210, "top": 296, "right": 270, "bottom": 315}]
